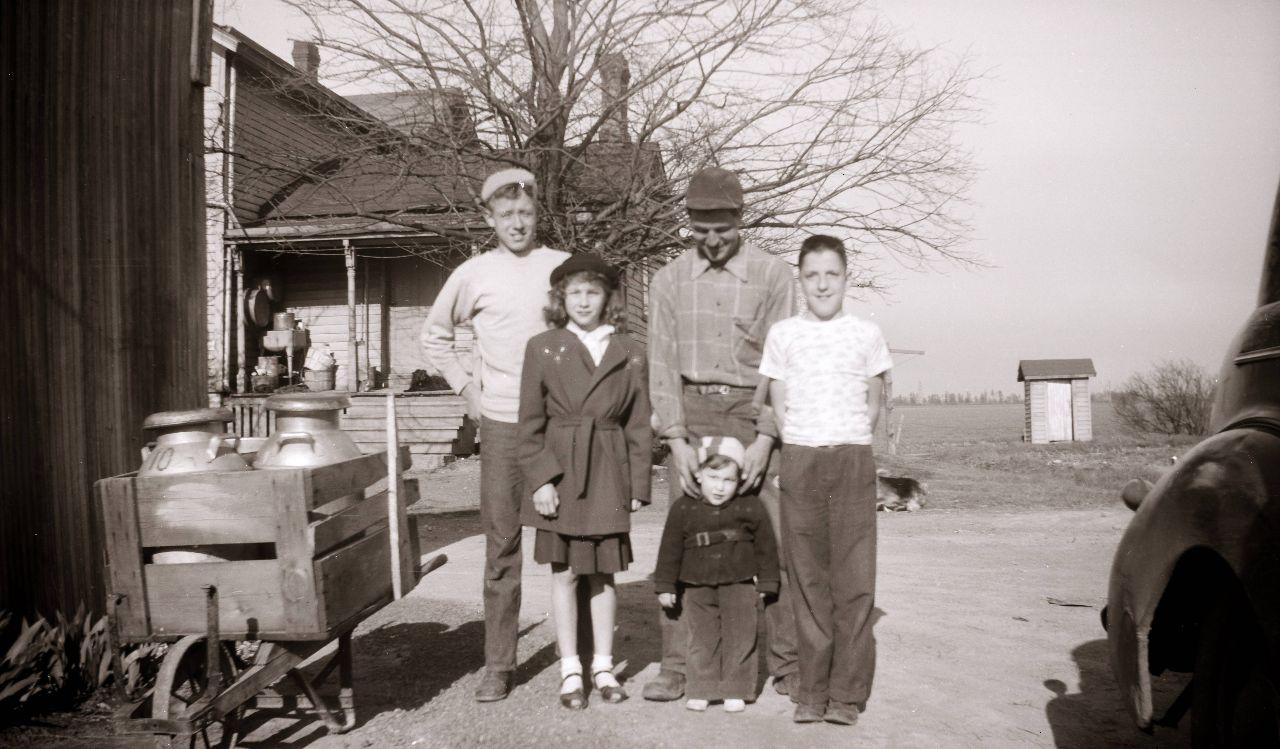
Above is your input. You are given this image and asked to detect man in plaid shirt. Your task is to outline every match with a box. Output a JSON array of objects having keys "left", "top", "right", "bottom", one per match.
[{"left": 643, "top": 167, "right": 799, "bottom": 701}]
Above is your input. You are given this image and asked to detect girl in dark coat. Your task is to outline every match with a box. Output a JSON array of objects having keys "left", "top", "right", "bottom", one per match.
[{"left": 518, "top": 254, "right": 651, "bottom": 710}]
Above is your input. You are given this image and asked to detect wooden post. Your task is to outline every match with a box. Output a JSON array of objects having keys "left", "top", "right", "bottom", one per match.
[
  {"left": 220, "top": 238, "right": 233, "bottom": 394},
  {"left": 234, "top": 246, "right": 247, "bottom": 394},
  {"left": 345, "top": 240, "right": 358, "bottom": 392},
  {"left": 386, "top": 391, "right": 403, "bottom": 599}
]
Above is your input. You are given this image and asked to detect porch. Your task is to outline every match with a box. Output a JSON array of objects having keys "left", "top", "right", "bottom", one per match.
[{"left": 225, "top": 390, "right": 475, "bottom": 472}]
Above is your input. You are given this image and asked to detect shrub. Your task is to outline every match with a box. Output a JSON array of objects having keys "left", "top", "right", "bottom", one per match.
[
  {"left": 1113, "top": 359, "right": 1215, "bottom": 436},
  {"left": 0, "top": 606, "right": 110, "bottom": 719}
]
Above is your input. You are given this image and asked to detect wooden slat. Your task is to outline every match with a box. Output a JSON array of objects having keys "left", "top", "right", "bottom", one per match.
[
  {"left": 342, "top": 429, "right": 459, "bottom": 442},
  {"left": 310, "top": 491, "right": 391, "bottom": 556},
  {"left": 342, "top": 405, "right": 466, "bottom": 417},
  {"left": 145, "top": 560, "right": 285, "bottom": 637},
  {"left": 305, "top": 447, "right": 410, "bottom": 507},
  {"left": 97, "top": 478, "right": 150, "bottom": 639},
  {"left": 315, "top": 525, "right": 392, "bottom": 631},
  {"left": 306, "top": 451, "right": 386, "bottom": 509},
  {"left": 135, "top": 475, "right": 278, "bottom": 547},
  {"left": 340, "top": 416, "right": 463, "bottom": 428},
  {"left": 272, "top": 471, "right": 320, "bottom": 634}
]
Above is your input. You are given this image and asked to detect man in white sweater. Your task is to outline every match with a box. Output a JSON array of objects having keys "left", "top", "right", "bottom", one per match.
[{"left": 422, "top": 168, "right": 569, "bottom": 702}]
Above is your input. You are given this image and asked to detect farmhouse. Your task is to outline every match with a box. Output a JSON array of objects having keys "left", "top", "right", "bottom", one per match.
[
  {"left": 204, "top": 30, "right": 666, "bottom": 468},
  {"left": 1017, "top": 358, "right": 1096, "bottom": 443}
]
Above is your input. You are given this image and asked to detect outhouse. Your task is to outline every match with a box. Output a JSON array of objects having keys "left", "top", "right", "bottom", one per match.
[{"left": 1017, "top": 359, "right": 1096, "bottom": 443}]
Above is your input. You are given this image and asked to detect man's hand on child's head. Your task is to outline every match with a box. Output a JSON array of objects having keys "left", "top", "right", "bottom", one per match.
[
  {"left": 739, "top": 434, "right": 775, "bottom": 493},
  {"left": 668, "top": 438, "right": 701, "bottom": 497},
  {"left": 657, "top": 592, "right": 677, "bottom": 609}
]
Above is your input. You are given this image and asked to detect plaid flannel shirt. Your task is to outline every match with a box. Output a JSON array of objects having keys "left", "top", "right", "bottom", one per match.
[{"left": 648, "top": 242, "right": 796, "bottom": 441}]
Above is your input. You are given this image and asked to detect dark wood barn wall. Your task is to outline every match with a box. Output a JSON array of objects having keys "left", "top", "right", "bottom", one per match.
[{"left": 0, "top": 1, "right": 208, "bottom": 618}]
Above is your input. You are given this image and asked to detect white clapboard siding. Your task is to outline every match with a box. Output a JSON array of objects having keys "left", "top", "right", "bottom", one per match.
[
  {"left": 388, "top": 305, "right": 475, "bottom": 385},
  {"left": 340, "top": 393, "right": 474, "bottom": 470},
  {"left": 285, "top": 271, "right": 384, "bottom": 392}
]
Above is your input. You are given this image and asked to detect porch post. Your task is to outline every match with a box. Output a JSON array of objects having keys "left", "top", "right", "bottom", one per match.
[
  {"left": 234, "top": 245, "right": 247, "bottom": 394},
  {"left": 345, "top": 239, "right": 358, "bottom": 392}
]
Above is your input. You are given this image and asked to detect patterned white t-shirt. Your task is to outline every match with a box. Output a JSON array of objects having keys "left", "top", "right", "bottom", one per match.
[{"left": 758, "top": 313, "right": 893, "bottom": 446}]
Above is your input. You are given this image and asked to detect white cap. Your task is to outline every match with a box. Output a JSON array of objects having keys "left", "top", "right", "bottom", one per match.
[
  {"left": 696, "top": 435, "right": 746, "bottom": 469},
  {"left": 480, "top": 168, "right": 536, "bottom": 202}
]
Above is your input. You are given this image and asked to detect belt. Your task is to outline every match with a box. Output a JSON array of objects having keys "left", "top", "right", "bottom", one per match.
[
  {"left": 685, "top": 528, "right": 751, "bottom": 548},
  {"left": 682, "top": 382, "right": 755, "bottom": 396},
  {"left": 549, "top": 415, "right": 622, "bottom": 500}
]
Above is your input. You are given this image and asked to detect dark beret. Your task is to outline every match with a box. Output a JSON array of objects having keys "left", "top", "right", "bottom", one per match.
[{"left": 549, "top": 253, "right": 620, "bottom": 288}]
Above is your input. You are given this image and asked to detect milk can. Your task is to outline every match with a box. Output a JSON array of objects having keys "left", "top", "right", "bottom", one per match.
[
  {"left": 253, "top": 392, "right": 362, "bottom": 470},
  {"left": 139, "top": 407, "right": 248, "bottom": 476},
  {"left": 139, "top": 408, "right": 253, "bottom": 564}
]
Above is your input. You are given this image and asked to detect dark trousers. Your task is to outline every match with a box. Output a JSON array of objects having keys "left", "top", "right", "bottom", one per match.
[
  {"left": 684, "top": 582, "right": 759, "bottom": 701},
  {"left": 780, "top": 443, "right": 877, "bottom": 707},
  {"left": 659, "top": 391, "right": 798, "bottom": 680},
  {"left": 480, "top": 417, "right": 524, "bottom": 672}
]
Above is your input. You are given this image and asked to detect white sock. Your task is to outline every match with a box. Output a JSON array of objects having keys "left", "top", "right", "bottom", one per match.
[
  {"left": 591, "top": 654, "right": 614, "bottom": 674},
  {"left": 591, "top": 654, "right": 619, "bottom": 687},
  {"left": 558, "top": 655, "right": 583, "bottom": 681},
  {"left": 560, "top": 657, "right": 582, "bottom": 693}
]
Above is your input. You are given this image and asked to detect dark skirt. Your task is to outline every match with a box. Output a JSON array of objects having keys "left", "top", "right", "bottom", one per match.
[{"left": 534, "top": 529, "right": 633, "bottom": 574}]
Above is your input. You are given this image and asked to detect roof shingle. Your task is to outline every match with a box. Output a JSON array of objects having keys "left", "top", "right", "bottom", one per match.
[{"left": 1017, "top": 359, "right": 1096, "bottom": 381}]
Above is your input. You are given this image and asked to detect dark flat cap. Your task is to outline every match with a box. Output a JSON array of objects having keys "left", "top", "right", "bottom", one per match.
[
  {"left": 550, "top": 253, "right": 620, "bottom": 287},
  {"left": 686, "top": 167, "right": 744, "bottom": 211}
]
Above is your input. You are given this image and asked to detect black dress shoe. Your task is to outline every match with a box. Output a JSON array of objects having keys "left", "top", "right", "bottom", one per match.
[
  {"left": 474, "top": 670, "right": 512, "bottom": 702},
  {"left": 593, "top": 671, "right": 628, "bottom": 703},
  {"left": 559, "top": 674, "right": 587, "bottom": 710}
]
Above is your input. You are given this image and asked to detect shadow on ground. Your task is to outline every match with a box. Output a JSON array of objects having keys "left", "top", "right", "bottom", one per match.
[{"left": 1044, "top": 639, "right": 1191, "bottom": 748}]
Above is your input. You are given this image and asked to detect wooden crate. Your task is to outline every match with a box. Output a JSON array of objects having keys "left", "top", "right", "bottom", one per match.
[{"left": 97, "top": 448, "right": 416, "bottom": 643}]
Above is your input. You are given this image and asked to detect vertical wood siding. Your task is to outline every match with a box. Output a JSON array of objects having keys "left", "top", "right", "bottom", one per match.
[
  {"left": 0, "top": 1, "right": 207, "bottom": 618},
  {"left": 1071, "top": 377, "right": 1093, "bottom": 442},
  {"left": 1027, "top": 380, "right": 1048, "bottom": 443}
]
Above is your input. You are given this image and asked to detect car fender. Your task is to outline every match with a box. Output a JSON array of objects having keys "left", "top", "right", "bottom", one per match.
[{"left": 1106, "top": 425, "right": 1280, "bottom": 728}]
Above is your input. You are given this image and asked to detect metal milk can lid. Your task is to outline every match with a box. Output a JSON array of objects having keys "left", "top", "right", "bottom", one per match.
[
  {"left": 264, "top": 392, "right": 351, "bottom": 413},
  {"left": 142, "top": 407, "right": 234, "bottom": 430}
]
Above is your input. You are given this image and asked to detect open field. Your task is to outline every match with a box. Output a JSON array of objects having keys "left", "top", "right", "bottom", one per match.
[{"left": 877, "top": 402, "right": 1199, "bottom": 511}]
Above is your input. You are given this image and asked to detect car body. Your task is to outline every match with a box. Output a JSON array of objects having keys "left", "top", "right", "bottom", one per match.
[{"left": 1106, "top": 187, "right": 1280, "bottom": 745}]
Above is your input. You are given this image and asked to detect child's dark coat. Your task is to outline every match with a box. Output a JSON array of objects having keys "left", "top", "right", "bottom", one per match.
[
  {"left": 652, "top": 494, "right": 780, "bottom": 595},
  {"left": 517, "top": 327, "right": 651, "bottom": 536}
]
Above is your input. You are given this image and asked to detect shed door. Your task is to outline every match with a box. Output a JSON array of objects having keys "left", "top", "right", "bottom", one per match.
[{"left": 1045, "top": 380, "right": 1073, "bottom": 441}]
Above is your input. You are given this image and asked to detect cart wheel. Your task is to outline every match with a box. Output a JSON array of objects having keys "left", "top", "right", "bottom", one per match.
[{"left": 152, "top": 634, "right": 243, "bottom": 749}]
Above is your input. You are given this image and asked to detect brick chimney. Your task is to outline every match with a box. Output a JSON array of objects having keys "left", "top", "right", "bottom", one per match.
[
  {"left": 291, "top": 40, "right": 320, "bottom": 81},
  {"left": 433, "top": 88, "right": 477, "bottom": 142},
  {"left": 597, "top": 53, "right": 630, "bottom": 143}
]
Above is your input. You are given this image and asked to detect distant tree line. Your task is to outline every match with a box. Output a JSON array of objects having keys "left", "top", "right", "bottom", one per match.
[{"left": 892, "top": 389, "right": 1023, "bottom": 406}]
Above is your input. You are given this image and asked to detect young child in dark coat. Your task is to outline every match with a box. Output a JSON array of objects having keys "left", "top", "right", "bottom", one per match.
[
  {"left": 518, "top": 254, "right": 651, "bottom": 710},
  {"left": 653, "top": 436, "right": 779, "bottom": 713}
]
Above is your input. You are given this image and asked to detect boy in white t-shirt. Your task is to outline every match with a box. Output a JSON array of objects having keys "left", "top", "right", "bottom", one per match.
[{"left": 758, "top": 235, "right": 892, "bottom": 726}]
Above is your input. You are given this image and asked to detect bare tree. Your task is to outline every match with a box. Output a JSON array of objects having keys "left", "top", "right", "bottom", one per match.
[
  {"left": 267, "top": 0, "right": 979, "bottom": 273},
  {"left": 1113, "top": 359, "right": 1216, "bottom": 436}
]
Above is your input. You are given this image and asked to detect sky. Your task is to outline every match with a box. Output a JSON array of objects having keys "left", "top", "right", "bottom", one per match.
[{"left": 219, "top": 0, "right": 1280, "bottom": 396}]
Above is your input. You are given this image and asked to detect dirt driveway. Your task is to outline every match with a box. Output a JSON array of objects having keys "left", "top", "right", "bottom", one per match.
[{"left": 216, "top": 467, "right": 1191, "bottom": 749}]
